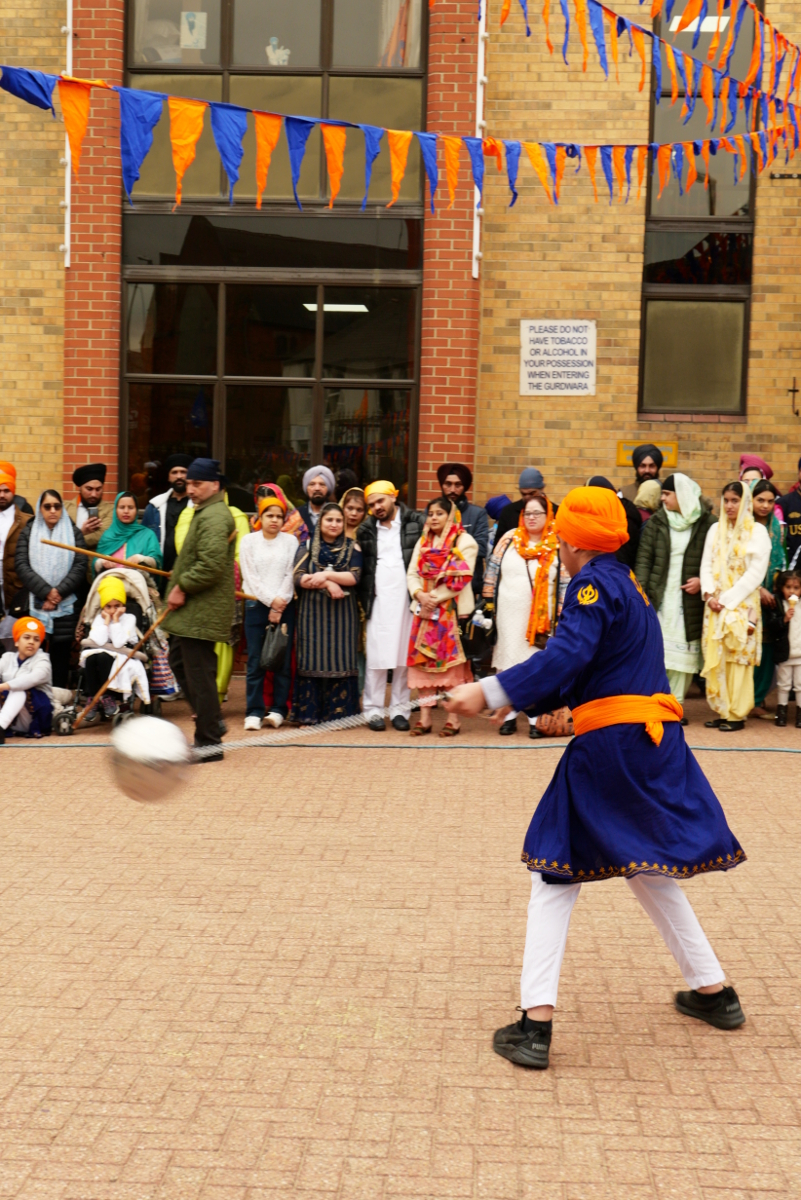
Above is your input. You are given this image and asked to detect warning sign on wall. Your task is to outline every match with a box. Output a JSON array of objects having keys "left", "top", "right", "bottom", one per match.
[{"left": 519, "top": 320, "right": 597, "bottom": 397}]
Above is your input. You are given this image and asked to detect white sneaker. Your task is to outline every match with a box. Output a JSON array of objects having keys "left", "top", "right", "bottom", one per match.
[
  {"left": 243, "top": 715, "right": 262, "bottom": 731},
  {"left": 264, "top": 712, "right": 284, "bottom": 728}
]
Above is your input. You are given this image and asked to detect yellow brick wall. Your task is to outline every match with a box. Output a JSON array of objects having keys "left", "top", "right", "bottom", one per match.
[
  {"left": 476, "top": 0, "right": 801, "bottom": 505},
  {"left": 0, "top": 1, "right": 65, "bottom": 505}
]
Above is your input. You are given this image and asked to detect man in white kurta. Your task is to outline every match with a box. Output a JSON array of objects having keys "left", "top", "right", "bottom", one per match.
[{"left": 363, "top": 494, "right": 414, "bottom": 731}]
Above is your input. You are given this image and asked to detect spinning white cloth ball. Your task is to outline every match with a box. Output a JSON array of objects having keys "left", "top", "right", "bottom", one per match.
[{"left": 110, "top": 716, "right": 191, "bottom": 802}]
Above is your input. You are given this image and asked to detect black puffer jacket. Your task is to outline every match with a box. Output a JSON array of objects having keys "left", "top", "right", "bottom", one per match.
[
  {"left": 357, "top": 503, "right": 425, "bottom": 619},
  {"left": 634, "top": 506, "right": 717, "bottom": 644},
  {"left": 15, "top": 519, "right": 88, "bottom": 604}
]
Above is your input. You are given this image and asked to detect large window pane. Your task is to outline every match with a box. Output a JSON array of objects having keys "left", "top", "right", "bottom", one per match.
[
  {"left": 324, "top": 387, "right": 410, "bottom": 496},
  {"left": 322, "top": 287, "right": 415, "bottom": 379},
  {"left": 130, "top": 76, "right": 222, "bottom": 197},
  {"left": 127, "top": 282, "right": 217, "bottom": 374},
  {"left": 233, "top": 0, "right": 321, "bottom": 67},
  {"left": 123, "top": 213, "right": 423, "bottom": 269},
  {"left": 660, "top": 9, "right": 755, "bottom": 81},
  {"left": 333, "top": 0, "right": 422, "bottom": 68},
  {"left": 225, "top": 385, "right": 313, "bottom": 501},
  {"left": 131, "top": 0, "right": 221, "bottom": 64},
  {"left": 327, "top": 77, "right": 422, "bottom": 202},
  {"left": 128, "top": 383, "right": 215, "bottom": 496},
  {"left": 650, "top": 104, "right": 752, "bottom": 217},
  {"left": 225, "top": 285, "right": 317, "bottom": 377},
  {"left": 643, "top": 230, "right": 752, "bottom": 285},
  {"left": 230, "top": 77, "right": 322, "bottom": 200},
  {"left": 641, "top": 300, "right": 744, "bottom": 412},
  {"left": 323, "top": 386, "right": 410, "bottom": 494}
]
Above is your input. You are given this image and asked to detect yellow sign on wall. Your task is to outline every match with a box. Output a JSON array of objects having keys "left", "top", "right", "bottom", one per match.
[{"left": 616, "top": 441, "right": 678, "bottom": 469}]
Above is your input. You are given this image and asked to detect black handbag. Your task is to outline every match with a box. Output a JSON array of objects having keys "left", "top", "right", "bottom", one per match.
[{"left": 259, "top": 621, "right": 289, "bottom": 672}]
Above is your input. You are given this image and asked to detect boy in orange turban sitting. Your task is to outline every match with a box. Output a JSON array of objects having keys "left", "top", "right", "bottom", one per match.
[
  {"left": 0, "top": 617, "right": 54, "bottom": 743},
  {"left": 446, "top": 486, "right": 746, "bottom": 1069}
]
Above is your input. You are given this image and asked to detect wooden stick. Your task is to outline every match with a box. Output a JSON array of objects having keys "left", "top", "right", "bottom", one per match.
[
  {"left": 40, "top": 537, "right": 257, "bottom": 601},
  {"left": 73, "top": 608, "right": 172, "bottom": 731}
]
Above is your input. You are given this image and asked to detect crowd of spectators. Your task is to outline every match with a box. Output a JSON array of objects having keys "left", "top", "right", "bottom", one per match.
[{"left": 1, "top": 443, "right": 800, "bottom": 752}]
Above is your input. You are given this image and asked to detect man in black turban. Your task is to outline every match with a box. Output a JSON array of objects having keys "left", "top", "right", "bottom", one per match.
[
  {"left": 437, "top": 462, "right": 489, "bottom": 589},
  {"left": 621, "top": 444, "right": 664, "bottom": 502},
  {"left": 65, "top": 463, "right": 113, "bottom": 550},
  {"left": 142, "top": 453, "right": 194, "bottom": 574}
]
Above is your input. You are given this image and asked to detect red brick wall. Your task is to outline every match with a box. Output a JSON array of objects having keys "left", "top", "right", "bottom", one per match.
[
  {"left": 417, "top": 0, "right": 481, "bottom": 505},
  {"left": 62, "top": 0, "right": 125, "bottom": 496}
]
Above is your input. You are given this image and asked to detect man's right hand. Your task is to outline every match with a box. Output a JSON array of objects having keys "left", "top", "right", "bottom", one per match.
[{"left": 81, "top": 517, "right": 101, "bottom": 535}]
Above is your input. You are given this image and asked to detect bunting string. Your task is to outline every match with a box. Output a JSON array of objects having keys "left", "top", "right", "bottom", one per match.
[{"left": 0, "top": 56, "right": 798, "bottom": 213}]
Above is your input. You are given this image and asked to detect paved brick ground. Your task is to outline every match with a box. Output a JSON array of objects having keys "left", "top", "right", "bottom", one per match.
[{"left": 2, "top": 680, "right": 800, "bottom": 1199}]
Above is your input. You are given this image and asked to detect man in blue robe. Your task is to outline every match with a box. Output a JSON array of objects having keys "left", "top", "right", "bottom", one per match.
[{"left": 446, "top": 486, "right": 745, "bottom": 1069}]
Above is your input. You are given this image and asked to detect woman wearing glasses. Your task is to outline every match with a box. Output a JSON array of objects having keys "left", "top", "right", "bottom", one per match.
[{"left": 14, "top": 490, "right": 88, "bottom": 687}]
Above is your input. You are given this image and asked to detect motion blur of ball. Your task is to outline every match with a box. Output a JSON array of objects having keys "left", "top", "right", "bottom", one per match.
[{"left": 110, "top": 716, "right": 191, "bottom": 802}]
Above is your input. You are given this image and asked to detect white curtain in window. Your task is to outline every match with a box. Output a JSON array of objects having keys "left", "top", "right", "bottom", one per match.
[{"left": 379, "top": 0, "right": 421, "bottom": 68}]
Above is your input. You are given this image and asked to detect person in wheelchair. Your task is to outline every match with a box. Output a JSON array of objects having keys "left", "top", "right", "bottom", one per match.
[{"left": 79, "top": 575, "right": 150, "bottom": 719}]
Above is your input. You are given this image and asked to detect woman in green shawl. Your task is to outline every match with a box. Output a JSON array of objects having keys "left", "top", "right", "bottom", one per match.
[
  {"left": 95, "top": 492, "right": 163, "bottom": 575},
  {"left": 751, "top": 479, "right": 786, "bottom": 717}
]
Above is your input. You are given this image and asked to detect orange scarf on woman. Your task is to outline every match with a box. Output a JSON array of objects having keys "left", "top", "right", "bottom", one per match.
[{"left": 511, "top": 499, "right": 559, "bottom": 644}]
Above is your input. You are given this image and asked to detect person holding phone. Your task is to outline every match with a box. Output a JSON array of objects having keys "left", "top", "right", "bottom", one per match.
[{"left": 65, "top": 464, "right": 114, "bottom": 548}]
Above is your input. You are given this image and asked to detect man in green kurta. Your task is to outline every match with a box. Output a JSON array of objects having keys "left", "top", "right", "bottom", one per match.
[{"left": 163, "top": 459, "right": 235, "bottom": 761}]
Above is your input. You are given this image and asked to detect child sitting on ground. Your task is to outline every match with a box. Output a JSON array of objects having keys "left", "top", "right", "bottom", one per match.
[
  {"left": 0, "top": 617, "right": 54, "bottom": 743},
  {"left": 770, "top": 569, "right": 801, "bottom": 728},
  {"left": 79, "top": 575, "right": 150, "bottom": 718}
]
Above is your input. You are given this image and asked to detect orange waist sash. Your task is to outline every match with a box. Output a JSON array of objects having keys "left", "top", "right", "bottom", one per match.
[{"left": 571, "top": 693, "right": 683, "bottom": 747}]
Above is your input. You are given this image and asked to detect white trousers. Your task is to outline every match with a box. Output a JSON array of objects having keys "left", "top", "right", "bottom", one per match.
[
  {"left": 520, "top": 871, "right": 724, "bottom": 1009},
  {"left": 776, "top": 661, "right": 801, "bottom": 705},
  {"left": 362, "top": 665, "right": 410, "bottom": 719},
  {"left": 0, "top": 690, "right": 31, "bottom": 732}
]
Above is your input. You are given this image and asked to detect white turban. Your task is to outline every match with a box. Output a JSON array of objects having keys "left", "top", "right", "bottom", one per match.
[{"left": 302, "top": 465, "right": 335, "bottom": 496}]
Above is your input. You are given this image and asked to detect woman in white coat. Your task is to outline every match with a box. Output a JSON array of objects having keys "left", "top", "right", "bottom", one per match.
[
  {"left": 701, "top": 481, "right": 771, "bottom": 732},
  {"left": 481, "top": 496, "right": 559, "bottom": 737}
]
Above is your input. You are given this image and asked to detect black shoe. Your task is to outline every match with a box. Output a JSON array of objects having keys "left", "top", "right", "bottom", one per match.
[
  {"left": 719, "top": 720, "right": 745, "bottom": 732},
  {"left": 529, "top": 724, "right": 544, "bottom": 739},
  {"left": 101, "top": 694, "right": 119, "bottom": 719},
  {"left": 366, "top": 716, "right": 386, "bottom": 732},
  {"left": 493, "top": 1011, "right": 552, "bottom": 1068},
  {"left": 680, "top": 717, "right": 689, "bottom": 726},
  {"left": 674, "top": 986, "right": 745, "bottom": 1030},
  {"left": 193, "top": 744, "right": 224, "bottom": 763},
  {"left": 0, "top": 728, "right": 5, "bottom": 746},
  {"left": 218, "top": 719, "right": 228, "bottom": 737},
  {"left": 499, "top": 717, "right": 517, "bottom": 736},
  {"left": 796, "top": 707, "right": 801, "bottom": 729},
  {"left": 704, "top": 717, "right": 722, "bottom": 728},
  {"left": 776, "top": 704, "right": 788, "bottom": 727},
  {"left": 391, "top": 715, "right": 410, "bottom": 731}
]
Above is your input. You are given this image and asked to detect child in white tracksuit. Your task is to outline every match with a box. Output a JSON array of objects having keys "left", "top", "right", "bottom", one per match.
[
  {"left": 0, "top": 617, "right": 54, "bottom": 743},
  {"left": 774, "top": 570, "right": 801, "bottom": 728}
]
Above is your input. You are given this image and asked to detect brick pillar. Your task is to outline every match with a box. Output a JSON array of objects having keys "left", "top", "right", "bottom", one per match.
[
  {"left": 416, "top": 0, "right": 481, "bottom": 505},
  {"left": 62, "top": 0, "right": 125, "bottom": 495}
]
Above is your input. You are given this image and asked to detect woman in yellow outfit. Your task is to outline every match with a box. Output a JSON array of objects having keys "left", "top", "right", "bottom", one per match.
[
  {"left": 174, "top": 492, "right": 251, "bottom": 702},
  {"left": 700, "top": 481, "right": 771, "bottom": 732}
]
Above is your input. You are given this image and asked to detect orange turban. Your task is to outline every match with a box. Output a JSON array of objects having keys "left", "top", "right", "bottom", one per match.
[
  {"left": 0, "top": 470, "right": 14, "bottom": 490},
  {"left": 554, "top": 487, "right": 629, "bottom": 553},
  {"left": 12, "top": 617, "right": 45, "bottom": 643},
  {"left": 0, "top": 461, "right": 16, "bottom": 480}
]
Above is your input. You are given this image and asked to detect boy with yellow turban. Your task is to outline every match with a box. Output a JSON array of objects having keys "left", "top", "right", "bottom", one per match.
[
  {"left": 79, "top": 574, "right": 150, "bottom": 718},
  {"left": 0, "top": 616, "right": 53, "bottom": 742},
  {"left": 446, "top": 486, "right": 746, "bottom": 1069}
]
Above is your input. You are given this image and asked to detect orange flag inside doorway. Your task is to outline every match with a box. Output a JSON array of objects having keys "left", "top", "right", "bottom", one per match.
[{"left": 168, "top": 96, "right": 207, "bottom": 209}]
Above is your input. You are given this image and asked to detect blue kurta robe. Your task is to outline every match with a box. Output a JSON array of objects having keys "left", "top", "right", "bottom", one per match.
[{"left": 498, "top": 554, "right": 745, "bottom": 882}]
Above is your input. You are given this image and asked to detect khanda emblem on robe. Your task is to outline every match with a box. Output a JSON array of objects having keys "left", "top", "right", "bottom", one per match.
[
  {"left": 629, "top": 570, "right": 650, "bottom": 606},
  {"left": 577, "top": 584, "right": 599, "bottom": 605}
]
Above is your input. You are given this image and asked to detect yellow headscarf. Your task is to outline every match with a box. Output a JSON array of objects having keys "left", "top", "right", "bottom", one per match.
[
  {"left": 98, "top": 575, "right": 126, "bottom": 608},
  {"left": 364, "top": 480, "right": 399, "bottom": 501}
]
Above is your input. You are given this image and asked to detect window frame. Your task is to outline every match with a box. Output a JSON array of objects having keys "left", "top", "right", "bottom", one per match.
[
  {"left": 125, "top": 0, "right": 428, "bottom": 209},
  {"left": 638, "top": 11, "right": 758, "bottom": 416},
  {"left": 119, "top": 269, "right": 422, "bottom": 503}
]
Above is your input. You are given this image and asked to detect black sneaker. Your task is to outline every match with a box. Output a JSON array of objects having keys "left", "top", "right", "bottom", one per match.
[
  {"left": 366, "top": 716, "right": 386, "bottom": 732},
  {"left": 493, "top": 1011, "right": 552, "bottom": 1068},
  {"left": 101, "top": 695, "right": 119, "bottom": 719},
  {"left": 704, "top": 717, "right": 722, "bottom": 728},
  {"left": 391, "top": 715, "right": 410, "bottom": 731},
  {"left": 674, "top": 986, "right": 745, "bottom": 1030},
  {"left": 499, "top": 718, "right": 517, "bottom": 736},
  {"left": 193, "top": 745, "right": 224, "bottom": 763}
]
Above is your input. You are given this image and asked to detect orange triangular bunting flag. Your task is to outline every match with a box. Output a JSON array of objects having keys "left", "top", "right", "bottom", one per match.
[
  {"left": 58, "top": 79, "right": 92, "bottom": 176},
  {"left": 386, "top": 129, "right": 413, "bottom": 207},
  {"left": 677, "top": 0, "right": 704, "bottom": 34},
  {"left": 321, "top": 124, "right": 347, "bottom": 208},
  {"left": 523, "top": 142, "right": 553, "bottom": 203},
  {"left": 442, "top": 135, "right": 461, "bottom": 208},
  {"left": 584, "top": 145, "right": 599, "bottom": 201},
  {"left": 168, "top": 96, "right": 207, "bottom": 209},
  {"left": 254, "top": 112, "right": 282, "bottom": 209}
]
